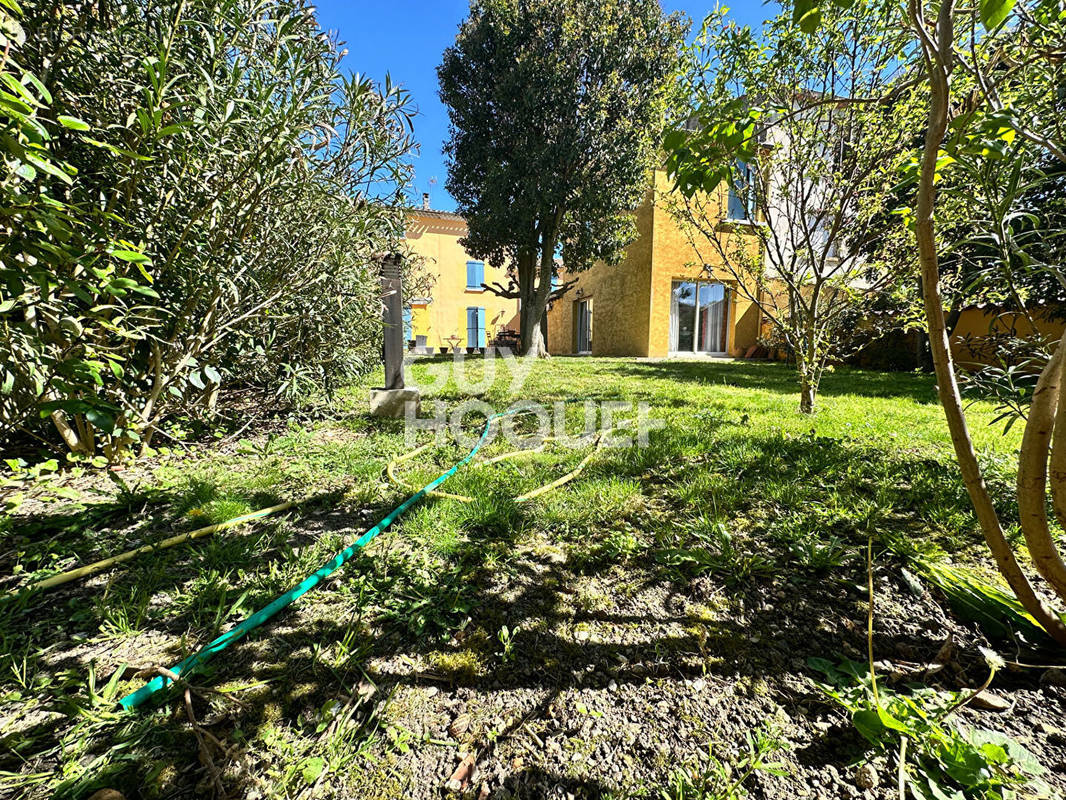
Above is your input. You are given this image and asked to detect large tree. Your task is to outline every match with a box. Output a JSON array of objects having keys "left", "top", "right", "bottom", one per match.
[{"left": 438, "top": 0, "right": 685, "bottom": 356}]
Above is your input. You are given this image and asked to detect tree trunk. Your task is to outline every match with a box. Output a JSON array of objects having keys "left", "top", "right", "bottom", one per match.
[
  {"left": 50, "top": 409, "right": 87, "bottom": 455},
  {"left": 520, "top": 296, "right": 550, "bottom": 358},
  {"left": 517, "top": 229, "right": 556, "bottom": 359},
  {"left": 797, "top": 317, "right": 819, "bottom": 414},
  {"left": 799, "top": 378, "right": 816, "bottom": 414},
  {"left": 1016, "top": 342, "right": 1066, "bottom": 601},
  {"left": 1047, "top": 336, "right": 1066, "bottom": 539},
  {"left": 911, "top": 0, "right": 1066, "bottom": 643}
]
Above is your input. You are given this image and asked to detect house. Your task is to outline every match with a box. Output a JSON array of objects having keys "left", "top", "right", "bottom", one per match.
[
  {"left": 546, "top": 168, "right": 765, "bottom": 357},
  {"left": 404, "top": 201, "right": 519, "bottom": 351}
]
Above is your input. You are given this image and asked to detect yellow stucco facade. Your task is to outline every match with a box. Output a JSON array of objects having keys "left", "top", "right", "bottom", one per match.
[
  {"left": 404, "top": 209, "right": 519, "bottom": 351},
  {"left": 547, "top": 169, "right": 764, "bottom": 358}
]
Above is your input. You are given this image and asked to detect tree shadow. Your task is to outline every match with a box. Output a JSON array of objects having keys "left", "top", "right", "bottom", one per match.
[
  {"left": 2, "top": 431, "right": 1062, "bottom": 799},
  {"left": 604, "top": 359, "right": 940, "bottom": 403}
]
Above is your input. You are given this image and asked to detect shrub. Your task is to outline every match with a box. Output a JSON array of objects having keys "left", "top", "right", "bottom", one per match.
[{"left": 0, "top": 0, "right": 416, "bottom": 459}]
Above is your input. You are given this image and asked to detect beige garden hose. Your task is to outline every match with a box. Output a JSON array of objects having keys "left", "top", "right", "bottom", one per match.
[
  {"left": 17, "top": 424, "right": 619, "bottom": 596},
  {"left": 386, "top": 430, "right": 610, "bottom": 504},
  {"left": 12, "top": 500, "right": 298, "bottom": 595}
]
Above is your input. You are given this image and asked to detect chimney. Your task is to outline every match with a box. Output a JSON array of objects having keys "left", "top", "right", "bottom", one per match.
[{"left": 422, "top": 192, "right": 430, "bottom": 210}]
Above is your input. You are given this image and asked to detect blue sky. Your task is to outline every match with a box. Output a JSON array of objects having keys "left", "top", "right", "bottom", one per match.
[{"left": 316, "top": 1, "right": 778, "bottom": 211}]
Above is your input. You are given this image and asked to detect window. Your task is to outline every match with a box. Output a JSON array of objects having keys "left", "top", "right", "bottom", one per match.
[
  {"left": 575, "top": 298, "right": 592, "bottom": 354},
  {"left": 466, "top": 261, "right": 484, "bottom": 290},
  {"left": 669, "top": 280, "right": 729, "bottom": 354},
  {"left": 466, "top": 306, "right": 486, "bottom": 348},
  {"left": 726, "top": 160, "right": 751, "bottom": 222}
]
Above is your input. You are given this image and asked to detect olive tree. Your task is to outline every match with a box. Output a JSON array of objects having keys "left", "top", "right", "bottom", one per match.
[{"left": 438, "top": 0, "right": 685, "bottom": 357}]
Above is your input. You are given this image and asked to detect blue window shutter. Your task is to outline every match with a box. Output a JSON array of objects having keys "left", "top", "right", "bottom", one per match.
[
  {"left": 478, "top": 307, "right": 486, "bottom": 347},
  {"left": 467, "top": 261, "right": 483, "bottom": 289}
]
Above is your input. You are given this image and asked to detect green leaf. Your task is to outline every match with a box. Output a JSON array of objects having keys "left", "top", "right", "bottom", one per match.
[
  {"left": 85, "top": 408, "right": 116, "bottom": 434},
  {"left": 22, "top": 71, "right": 51, "bottom": 105},
  {"left": 82, "top": 137, "right": 153, "bottom": 161},
  {"left": 105, "top": 277, "right": 139, "bottom": 296},
  {"left": 793, "top": 0, "right": 823, "bottom": 33},
  {"left": 852, "top": 709, "right": 886, "bottom": 744},
  {"left": 876, "top": 706, "right": 909, "bottom": 734},
  {"left": 109, "top": 249, "right": 152, "bottom": 265},
  {"left": 24, "top": 153, "right": 73, "bottom": 185},
  {"left": 301, "top": 757, "right": 325, "bottom": 785},
  {"left": 157, "top": 123, "right": 189, "bottom": 137},
  {"left": 56, "top": 115, "right": 90, "bottom": 131},
  {"left": 979, "top": 0, "right": 1014, "bottom": 29}
]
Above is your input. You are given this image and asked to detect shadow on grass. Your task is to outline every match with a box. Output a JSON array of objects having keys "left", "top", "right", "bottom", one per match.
[
  {"left": 0, "top": 425, "right": 1056, "bottom": 799},
  {"left": 604, "top": 359, "right": 939, "bottom": 404}
]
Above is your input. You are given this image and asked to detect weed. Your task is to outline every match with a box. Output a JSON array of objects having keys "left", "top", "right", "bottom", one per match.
[
  {"left": 654, "top": 518, "right": 774, "bottom": 587},
  {"left": 809, "top": 653, "right": 1050, "bottom": 799},
  {"left": 497, "top": 624, "right": 519, "bottom": 662},
  {"left": 787, "top": 535, "right": 849, "bottom": 571},
  {"left": 572, "top": 527, "right": 642, "bottom": 570},
  {"left": 656, "top": 725, "right": 788, "bottom": 800}
]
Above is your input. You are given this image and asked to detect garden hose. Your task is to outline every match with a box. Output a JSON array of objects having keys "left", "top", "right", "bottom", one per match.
[
  {"left": 117, "top": 407, "right": 535, "bottom": 710},
  {"left": 12, "top": 501, "right": 298, "bottom": 596},
  {"left": 386, "top": 430, "right": 613, "bottom": 504}
]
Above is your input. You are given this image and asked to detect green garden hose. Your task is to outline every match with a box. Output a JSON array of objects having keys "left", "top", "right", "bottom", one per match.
[
  {"left": 118, "top": 408, "right": 527, "bottom": 710},
  {"left": 386, "top": 430, "right": 610, "bottom": 503}
]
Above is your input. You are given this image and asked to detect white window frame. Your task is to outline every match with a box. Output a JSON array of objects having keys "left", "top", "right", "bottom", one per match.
[
  {"left": 726, "top": 160, "right": 752, "bottom": 222},
  {"left": 668, "top": 280, "right": 731, "bottom": 357}
]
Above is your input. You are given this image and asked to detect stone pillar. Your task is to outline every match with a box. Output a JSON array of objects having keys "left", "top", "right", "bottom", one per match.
[
  {"left": 370, "top": 253, "right": 421, "bottom": 417},
  {"left": 381, "top": 254, "right": 405, "bottom": 390}
]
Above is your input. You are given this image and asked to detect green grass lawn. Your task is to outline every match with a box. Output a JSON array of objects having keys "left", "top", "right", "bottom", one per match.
[{"left": 0, "top": 357, "right": 1058, "bottom": 800}]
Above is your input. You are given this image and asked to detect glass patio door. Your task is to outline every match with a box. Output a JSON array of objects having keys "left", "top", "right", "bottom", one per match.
[{"left": 670, "top": 281, "right": 728, "bottom": 354}]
